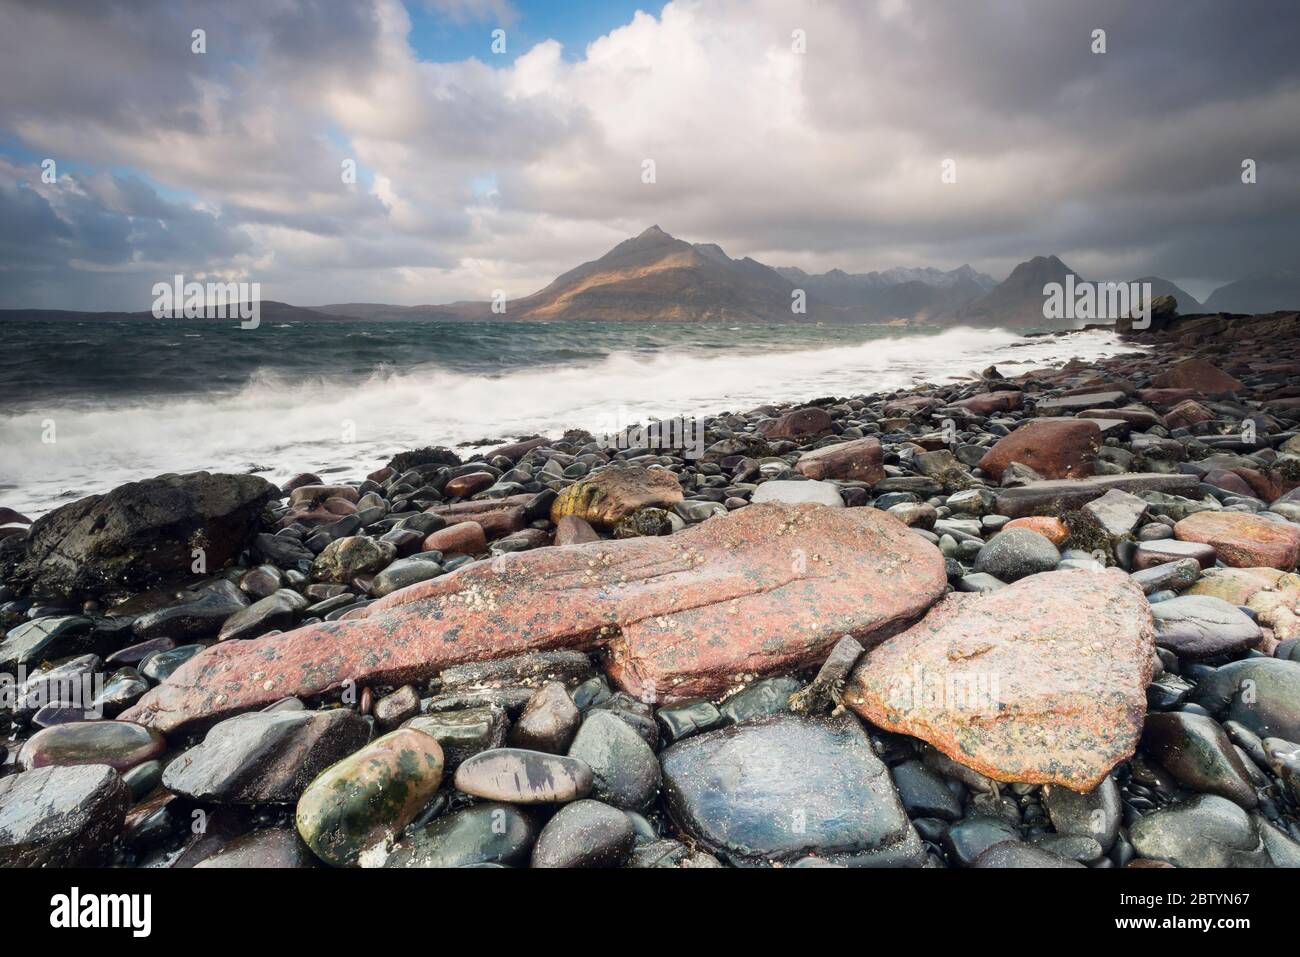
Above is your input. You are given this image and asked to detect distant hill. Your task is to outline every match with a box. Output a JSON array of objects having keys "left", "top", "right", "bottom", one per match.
[
  {"left": 1132, "top": 276, "right": 1202, "bottom": 312},
  {"left": 958, "top": 255, "right": 1078, "bottom": 328},
  {"left": 1204, "top": 270, "right": 1300, "bottom": 313},
  {"left": 8, "top": 231, "right": 1292, "bottom": 326},
  {"left": 774, "top": 264, "right": 995, "bottom": 319},
  {"left": 0, "top": 300, "right": 342, "bottom": 323}
]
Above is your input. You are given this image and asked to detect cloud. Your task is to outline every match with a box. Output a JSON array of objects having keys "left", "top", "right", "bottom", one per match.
[{"left": 1, "top": 0, "right": 1298, "bottom": 309}]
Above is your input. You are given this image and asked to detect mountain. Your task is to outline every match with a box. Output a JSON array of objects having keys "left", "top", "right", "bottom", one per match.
[
  {"left": 775, "top": 263, "right": 995, "bottom": 319},
  {"left": 497, "top": 225, "right": 809, "bottom": 322},
  {"left": 1204, "top": 270, "right": 1300, "bottom": 313},
  {"left": 1131, "top": 276, "right": 1202, "bottom": 313},
  {"left": 958, "top": 255, "right": 1078, "bottom": 328}
]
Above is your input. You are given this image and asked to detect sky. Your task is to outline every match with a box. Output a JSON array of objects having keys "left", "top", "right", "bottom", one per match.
[{"left": 1, "top": 0, "right": 1298, "bottom": 311}]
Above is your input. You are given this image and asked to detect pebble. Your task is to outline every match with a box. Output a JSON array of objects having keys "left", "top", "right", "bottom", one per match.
[{"left": 453, "top": 748, "right": 593, "bottom": 804}]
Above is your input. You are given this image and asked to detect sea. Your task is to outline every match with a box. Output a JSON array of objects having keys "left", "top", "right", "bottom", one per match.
[{"left": 0, "top": 317, "right": 1138, "bottom": 519}]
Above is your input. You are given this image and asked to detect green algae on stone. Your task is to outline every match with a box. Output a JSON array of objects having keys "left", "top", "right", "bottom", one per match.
[{"left": 295, "top": 728, "right": 444, "bottom": 867}]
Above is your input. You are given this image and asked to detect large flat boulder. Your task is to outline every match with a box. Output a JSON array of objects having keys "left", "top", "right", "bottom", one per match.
[
  {"left": 123, "top": 504, "right": 947, "bottom": 735},
  {"left": 10, "top": 471, "right": 276, "bottom": 599},
  {"left": 843, "top": 569, "right": 1155, "bottom": 791},
  {"left": 993, "top": 473, "right": 1201, "bottom": 519},
  {"left": 1174, "top": 511, "right": 1300, "bottom": 570}
]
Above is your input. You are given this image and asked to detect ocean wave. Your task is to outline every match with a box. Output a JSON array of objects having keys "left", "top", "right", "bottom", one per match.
[{"left": 0, "top": 325, "right": 1132, "bottom": 517}]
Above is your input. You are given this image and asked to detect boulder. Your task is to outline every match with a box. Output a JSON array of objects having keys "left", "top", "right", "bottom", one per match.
[
  {"left": 0, "top": 765, "right": 130, "bottom": 867},
  {"left": 163, "top": 709, "right": 371, "bottom": 804},
  {"left": 755, "top": 407, "right": 834, "bottom": 441},
  {"left": 123, "top": 504, "right": 947, "bottom": 734},
  {"left": 295, "top": 728, "right": 444, "bottom": 867},
  {"left": 1151, "top": 358, "right": 1244, "bottom": 395},
  {"left": 660, "top": 713, "right": 925, "bottom": 866},
  {"left": 843, "top": 569, "right": 1155, "bottom": 790},
  {"left": 993, "top": 473, "right": 1201, "bottom": 519},
  {"left": 794, "top": 437, "right": 884, "bottom": 482},
  {"left": 976, "top": 419, "right": 1101, "bottom": 481},
  {"left": 1174, "top": 511, "right": 1300, "bottom": 570},
  {"left": 549, "top": 466, "right": 683, "bottom": 529},
  {"left": 10, "top": 472, "right": 275, "bottom": 599}
]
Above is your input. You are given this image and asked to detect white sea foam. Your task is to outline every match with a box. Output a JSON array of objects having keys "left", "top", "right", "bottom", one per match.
[{"left": 0, "top": 325, "right": 1134, "bottom": 517}]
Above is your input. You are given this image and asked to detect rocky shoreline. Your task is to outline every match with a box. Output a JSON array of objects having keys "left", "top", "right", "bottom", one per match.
[{"left": 2, "top": 307, "right": 1300, "bottom": 869}]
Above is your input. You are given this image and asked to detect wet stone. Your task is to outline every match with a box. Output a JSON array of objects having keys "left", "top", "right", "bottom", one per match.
[
  {"left": 507, "top": 681, "right": 581, "bottom": 754},
  {"left": 0, "top": 764, "right": 131, "bottom": 867},
  {"left": 890, "top": 759, "right": 962, "bottom": 822},
  {"left": 943, "top": 817, "right": 1021, "bottom": 867},
  {"left": 163, "top": 709, "right": 371, "bottom": 804},
  {"left": 385, "top": 802, "right": 537, "bottom": 868},
  {"left": 660, "top": 713, "right": 925, "bottom": 866},
  {"left": 567, "top": 710, "right": 661, "bottom": 812},
  {"left": 656, "top": 699, "right": 725, "bottom": 744},
  {"left": 18, "top": 720, "right": 165, "bottom": 773},
  {"left": 1142, "top": 712, "right": 1259, "bottom": 808},
  {"left": 1129, "top": 795, "right": 1270, "bottom": 867},
  {"left": 404, "top": 706, "right": 508, "bottom": 769},
  {"left": 719, "top": 676, "right": 803, "bottom": 724},
  {"left": 453, "top": 748, "right": 593, "bottom": 804},
  {"left": 531, "top": 799, "right": 636, "bottom": 868},
  {"left": 373, "top": 685, "right": 421, "bottom": 731},
  {"left": 1151, "top": 595, "right": 1262, "bottom": 660},
  {"left": 1042, "top": 775, "right": 1121, "bottom": 851},
  {"left": 295, "top": 728, "right": 445, "bottom": 867},
  {"left": 194, "top": 828, "right": 318, "bottom": 868},
  {"left": 140, "top": 643, "right": 206, "bottom": 683}
]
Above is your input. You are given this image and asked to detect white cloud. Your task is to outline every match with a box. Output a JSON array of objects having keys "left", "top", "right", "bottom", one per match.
[{"left": 1, "top": 0, "right": 1298, "bottom": 309}]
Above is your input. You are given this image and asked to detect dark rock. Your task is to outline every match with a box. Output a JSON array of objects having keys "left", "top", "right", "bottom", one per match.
[
  {"left": 0, "top": 764, "right": 130, "bottom": 866},
  {"left": 1129, "top": 794, "right": 1269, "bottom": 867},
  {"left": 942, "top": 816, "right": 1020, "bottom": 867},
  {"left": 567, "top": 710, "right": 660, "bottom": 811},
  {"left": 1142, "top": 712, "right": 1258, "bottom": 808},
  {"left": 193, "top": 828, "right": 318, "bottom": 868},
  {"left": 660, "top": 713, "right": 925, "bottom": 866},
  {"left": 163, "top": 709, "right": 371, "bottom": 804},
  {"left": 405, "top": 707, "right": 508, "bottom": 768},
  {"left": 1151, "top": 595, "right": 1262, "bottom": 660},
  {"left": 531, "top": 799, "right": 635, "bottom": 868},
  {"left": 385, "top": 803, "right": 536, "bottom": 868},
  {"left": 890, "top": 759, "right": 962, "bottom": 821},
  {"left": 507, "top": 681, "right": 581, "bottom": 753},
  {"left": 18, "top": 720, "right": 165, "bottom": 772},
  {"left": 972, "top": 841, "right": 1084, "bottom": 868},
  {"left": 1043, "top": 774, "right": 1121, "bottom": 851},
  {"left": 719, "top": 676, "right": 803, "bottom": 724},
  {"left": 973, "top": 528, "right": 1061, "bottom": 582},
  {"left": 11, "top": 472, "right": 276, "bottom": 599}
]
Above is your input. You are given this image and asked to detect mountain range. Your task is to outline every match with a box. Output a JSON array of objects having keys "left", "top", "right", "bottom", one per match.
[{"left": 3, "top": 226, "right": 1296, "bottom": 326}]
